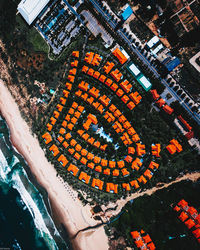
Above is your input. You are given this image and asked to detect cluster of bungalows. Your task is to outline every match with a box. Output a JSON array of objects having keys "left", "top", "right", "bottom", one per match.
[
  {"left": 174, "top": 200, "right": 200, "bottom": 243},
  {"left": 42, "top": 49, "right": 163, "bottom": 195},
  {"left": 166, "top": 139, "right": 182, "bottom": 155},
  {"left": 131, "top": 230, "right": 156, "bottom": 249},
  {"left": 150, "top": 89, "right": 174, "bottom": 115}
]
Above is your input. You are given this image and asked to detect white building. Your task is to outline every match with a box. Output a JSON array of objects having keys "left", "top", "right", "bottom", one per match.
[{"left": 18, "top": 0, "right": 50, "bottom": 25}]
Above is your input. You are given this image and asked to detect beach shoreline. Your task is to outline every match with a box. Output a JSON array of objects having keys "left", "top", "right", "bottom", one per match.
[{"left": 0, "top": 80, "right": 109, "bottom": 250}]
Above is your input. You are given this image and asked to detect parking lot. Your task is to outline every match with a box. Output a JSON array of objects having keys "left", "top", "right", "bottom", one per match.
[{"left": 35, "top": 0, "right": 83, "bottom": 55}]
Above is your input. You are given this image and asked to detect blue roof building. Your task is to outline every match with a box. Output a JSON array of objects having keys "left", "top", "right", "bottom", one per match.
[{"left": 121, "top": 5, "right": 133, "bottom": 21}]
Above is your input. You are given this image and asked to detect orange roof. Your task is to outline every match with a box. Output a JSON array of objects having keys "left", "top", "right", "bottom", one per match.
[
  {"left": 173, "top": 205, "right": 181, "bottom": 212},
  {"left": 78, "top": 106, "right": 84, "bottom": 112},
  {"left": 84, "top": 52, "right": 94, "bottom": 64},
  {"left": 74, "top": 152, "right": 81, "bottom": 160},
  {"left": 59, "top": 128, "right": 66, "bottom": 135},
  {"left": 118, "top": 115, "right": 126, "bottom": 123},
  {"left": 110, "top": 69, "right": 122, "bottom": 82},
  {"left": 74, "top": 111, "right": 81, "bottom": 119},
  {"left": 99, "top": 95, "right": 110, "bottom": 107},
  {"left": 109, "top": 161, "right": 116, "bottom": 168},
  {"left": 114, "top": 109, "right": 122, "bottom": 118},
  {"left": 67, "top": 164, "right": 79, "bottom": 176},
  {"left": 57, "top": 104, "right": 63, "bottom": 112},
  {"left": 123, "top": 121, "right": 131, "bottom": 129},
  {"left": 121, "top": 95, "right": 130, "bottom": 104},
  {"left": 163, "top": 105, "right": 174, "bottom": 115},
  {"left": 62, "top": 141, "right": 69, "bottom": 148},
  {"left": 117, "top": 160, "right": 125, "bottom": 168},
  {"left": 143, "top": 234, "right": 152, "bottom": 244},
  {"left": 120, "top": 80, "right": 132, "bottom": 93},
  {"left": 87, "top": 152, "right": 94, "bottom": 160},
  {"left": 72, "top": 51, "right": 79, "bottom": 58},
  {"left": 82, "top": 133, "right": 89, "bottom": 141},
  {"left": 93, "top": 71, "right": 100, "bottom": 79},
  {"left": 57, "top": 154, "right": 68, "bottom": 167},
  {"left": 184, "top": 219, "right": 196, "bottom": 229},
  {"left": 124, "top": 155, "right": 133, "bottom": 163},
  {"left": 65, "top": 133, "right": 72, "bottom": 140},
  {"left": 49, "top": 144, "right": 59, "bottom": 156},
  {"left": 69, "top": 68, "right": 77, "bottom": 75},
  {"left": 65, "top": 82, "right": 72, "bottom": 90},
  {"left": 79, "top": 171, "right": 91, "bottom": 184},
  {"left": 80, "top": 157, "right": 87, "bottom": 165},
  {"left": 170, "top": 139, "right": 183, "bottom": 152},
  {"left": 91, "top": 178, "right": 104, "bottom": 190},
  {"left": 63, "top": 89, "right": 69, "bottom": 98},
  {"left": 131, "top": 231, "right": 140, "bottom": 239},
  {"left": 138, "top": 175, "right": 147, "bottom": 184},
  {"left": 68, "top": 108, "right": 74, "bottom": 115},
  {"left": 121, "top": 168, "right": 130, "bottom": 177},
  {"left": 151, "top": 144, "right": 161, "bottom": 157},
  {"left": 82, "top": 65, "right": 89, "bottom": 73},
  {"left": 127, "top": 101, "right": 136, "bottom": 110},
  {"left": 103, "top": 168, "right": 110, "bottom": 175},
  {"left": 122, "top": 183, "right": 131, "bottom": 191},
  {"left": 166, "top": 144, "right": 177, "bottom": 154},
  {"left": 75, "top": 89, "right": 82, "bottom": 97},
  {"left": 103, "top": 61, "right": 115, "bottom": 74},
  {"left": 128, "top": 147, "right": 135, "bottom": 154},
  {"left": 62, "top": 120, "right": 67, "bottom": 128},
  {"left": 95, "top": 165, "right": 102, "bottom": 173},
  {"left": 179, "top": 211, "right": 188, "bottom": 222},
  {"left": 87, "top": 162, "right": 95, "bottom": 169},
  {"left": 88, "top": 137, "right": 95, "bottom": 145},
  {"left": 57, "top": 136, "right": 64, "bottom": 143},
  {"left": 136, "top": 143, "right": 146, "bottom": 156},
  {"left": 99, "top": 74, "right": 106, "bottom": 83},
  {"left": 110, "top": 83, "right": 118, "bottom": 92},
  {"left": 156, "top": 98, "right": 166, "bottom": 108},
  {"left": 101, "top": 159, "right": 108, "bottom": 167},
  {"left": 71, "top": 117, "right": 77, "bottom": 125},
  {"left": 177, "top": 200, "right": 188, "bottom": 209},
  {"left": 71, "top": 60, "right": 78, "bottom": 67},
  {"left": 93, "top": 156, "right": 101, "bottom": 164},
  {"left": 135, "top": 239, "right": 145, "bottom": 248},
  {"left": 106, "top": 183, "right": 118, "bottom": 193},
  {"left": 42, "top": 132, "right": 52, "bottom": 144},
  {"left": 109, "top": 104, "right": 117, "bottom": 112},
  {"left": 144, "top": 169, "right": 153, "bottom": 179},
  {"left": 47, "top": 123, "right": 53, "bottom": 131},
  {"left": 87, "top": 68, "right": 94, "bottom": 76},
  {"left": 68, "top": 148, "right": 75, "bottom": 155},
  {"left": 129, "top": 92, "right": 142, "bottom": 105},
  {"left": 75, "top": 144, "right": 82, "bottom": 152},
  {"left": 192, "top": 228, "right": 200, "bottom": 238},
  {"left": 116, "top": 88, "right": 124, "bottom": 97},
  {"left": 78, "top": 81, "right": 89, "bottom": 91},
  {"left": 132, "top": 134, "right": 140, "bottom": 142},
  {"left": 113, "top": 169, "right": 119, "bottom": 177},
  {"left": 112, "top": 48, "right": 128, "bottom": 64},
  {"left": 187, "top": 207, "right": 198, "bottom": 217},
  {"left": 150, "top": 89, "right": 160, "bottom": 100},
  {"left": 81, "top": 149, "right": 88, "bottom": 156},
  {"left": 131, "top": 158, "right": 142, "bottom": 171},
  {"left": 91, "top": 53, "right": 102, "bottom": 66},
  {"left": 149, "top": 161, "right": 159, "bottom": 170},
  {"left": 105, "top": 78, "right": 113, "bottom": 87},
  {"left": 130, "top": 180, "right": 140, "bottom": 189},
  {"left": 147, "top": 242, "right": 156, "bottom": 250},
  {"left": 87, "top": 96, "right": 94, "bottom": 105},
  {"left": 68, "top": 75, "right": 75, "bottom": 83},
  {"left": 53, "top": 110, "right": 60, "bottom": 119},
  {"left": 100, "top": 144, "right": 107, "bottom": 151},
  {"left": 68, "top": 123, "right": 74, "bottom": 130}
]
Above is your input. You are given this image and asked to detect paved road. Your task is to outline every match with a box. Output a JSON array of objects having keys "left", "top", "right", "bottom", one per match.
[{"left": 87, "top": 0, "right": 200, "bottom": 125}]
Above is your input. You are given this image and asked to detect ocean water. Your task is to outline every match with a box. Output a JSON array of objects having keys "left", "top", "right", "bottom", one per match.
[{"left": 0, "top": 116, "right": 69, "bottom": 250}]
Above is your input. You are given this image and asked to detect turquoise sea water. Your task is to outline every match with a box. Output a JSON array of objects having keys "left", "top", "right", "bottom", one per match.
[{"left": 0, "top": 116, "right": 69, "bottom": 249}]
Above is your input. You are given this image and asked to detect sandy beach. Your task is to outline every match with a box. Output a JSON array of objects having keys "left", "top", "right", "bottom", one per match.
[{"left": 0, "top": 80, "right": 109, "bottom": 250}]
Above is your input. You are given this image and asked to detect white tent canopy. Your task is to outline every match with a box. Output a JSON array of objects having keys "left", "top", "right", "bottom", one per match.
[{"left": 18, "top": 0, "right": 50, "bottom": 25}]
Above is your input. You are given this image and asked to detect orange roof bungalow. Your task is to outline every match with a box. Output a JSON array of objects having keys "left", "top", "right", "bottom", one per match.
[
  {"left": 71, "top": 60, "right": 78, "bottom": 67},
  {"left": 192, "top": 228, "right": 200, "bottom": 239},
  {"left": 166, "top": 144, "right": 177, "bottom": 155},
  {"left": 68, "top": 75, "right": 75, "bottom": 83},
  {"left": 78, "top": 81, "right": 89, "bottom": 91},
  {"left": 105, "top": 78, "right": 113, "bottom": 87},
  {"left": 79, "top": 171, "right": 91, "bottom": 184},
  {"left": 42, "top": 132, "right": 52, "bottom": 144},
  {"left": 80, "top": 157, "right": 88, "bottom": 165},
  {"left": 135, "top": 239, "right": 145, "bottom": 249},
  {"left": 93, "top": 71, "right": 100, "bottom": 79},
  {"left": 123, "top": 121, "right": 131, "bottom": 129},
  {"left": 116, "top": 89, "right": 124, "bottom": 97},
  {"left": 91, "top": 178, "right": 104, "bottom": 190},
  {"left": 127, "top": 101, "right": 136, "bottom": 110},
  {"left": 49, "top": 144, "right": 59, "bottom": 157},
  {"left": 128, "top": 127, "right": 136, "bottom": 136},
  {"left": 81, "top": 149, "right": 88, "bottom": 157},
  {"left": 95, "top": 165, "right": 102, "bottom": 173},
  {"left": 99, "top": 74, "right": 107, "bottom": 83},
  {"left": 132, "top": 133, "right": 140, "bottom": 142},
  {"left": 62, "top": 120, "right": 67, "bottom": 128},
  {"left": 69, "top": 68, "right": 77, "bottom": 75},
  {"left": 130, "top": 231, "right": 140, "bottom": 240},
  {"left": 103, "top": 61, "right": 115, "bottom": 74},
  {"left": 151, "top": 144, "right": 161, "bottom": 157},
  {"left": 124, "top": 155, "right": 133, "bottom": 163},
  {"left": 177, "top": 200, "right": 188, "bottom": 210},
  {"left": 136, "top": 143, "right": 146, "bottom": 156},
  {"left": 120, "top": 80, "right": 132, "bottom": 93},
  {"left": 122, "top": 183, "right": 131, "bottom": 191},
  {"left": 143, "top": 234, "right": 152, "bottom": 244},
  {"left": 110, "top": 83, "right": 118, "bottom": 92},
  {"left": 113, "top": 169, "right": 119, "bottom": 177},
  {"left": 147, "top": 242, "right": 156, "bottom": 250},
  {"left": 103, "top": 168, "right": 110, "bottom": 176},
  {"left": 121, "top": 95, "right": 130, "bottom": 104},
  {"left": 57, "top": 154, "right": 68, "bottom": 167},
  {"left": 138, "top": 175, "right": 147, "bottom": 184},
  {"left": 150, "top": 89, "right": 160, "bottom": 101},
  {"left": 82, "top": 65, "right": 89, "bottom": 73},
  {"left": 173, "top": 205, "right": 181, "bottom": 212},
  {"left": 149, "top": 161, "right": 159, "bottom": 171},
  {"left": 62, "top": 141, "right": 69, "bottom": 149},
  {"left": 57, "top": 136, "right": 64, "bottom": 143},
  {"left": 110, "top": 69, "right": 122, "bottom": 82},
  {"left": 84, "top": 52, "right": 94, "bottom": 64},
  {"left": 130, "top": 180, "right": 140, "bottom": 189},
  {"left": 184, "top": 219, "right": 196, "bottom": 229},
  {"left": 179, "top": 212, "right": 189, "bottom": 222},
  {"left": 60, "top": 97, "right": 66, "bottom": 106},
  {"left": 53, "top": 111, "right": 59, "bottom": 119},
  {"left": 101, "top": 159, "right": 108, "bottom": 167},
  {"left": 100, "top": 144, "right": 107, "bottom": 151},
  {"left": 128, "top": 147, "right": 135, "bottom": 154},
  {"left": 50, "top": 117, "right": 57, "bottom": 125},
  {"left": 121, "top": 168, "right": 130, "bottom": 177},
  {"left": 131, "top": 158, "right": 142, "bottom": 171},
  {"left": 187, "top": 207, "right": 198, "bottom": 217},
  {"left": 130, "top": 92, "right": 142, "bottom": 105},
  {"left": 87, "top": 162, "right": 95, "bottom": 169},
  {"left": 87, "top": 68, "right": 94, "bottom": 76},
  {"left": 112, "top": 47, "right": 128, "bottom": 64},
  {"left": 156, "top": 98, "right": 166, "bottom": 108},
  {"left": 89, "top": 87, "right": 100, "bottom": 98},
  {"left": 170, "top": 139, "right": 183, "bottom": 153},
  {"left": 144, "top": 169, "right": 153, "bottom": 180},
  {"left": 47, "top": 123, "right": 53, "bottom": 132},
  {"left": 99, "top": 95, "right": 110, "bottom": 106},
  {"left": 119, "top": 115, "right": 126, "bottom": 123},
  {"left": 117, "top": 160, "right": 125, "bottom": 168},
  {"left": 91, "top": 53, "right": 102, "bottom": 66},
  {"left": 74, "top": 152, "right": 81, "bottom": 160},
  {"left": 163, "top": 105, "right": 174, "bottom": 115},
  {"left": 63, "top": 89, "right": 69, "bottom": 98},
  {"left": 72, "top": 51, "right": 79, "bottom": 58},
  {"left": 109, "top": 161, "right": 116, "bottom": 168},
  {"left": 106, "top": 183, "right": 118, "bottom": 194},
  {"left": 65, "top": 82, "right": 72, "bottom": 90},
  {"left": 57, "top": 103, "right": 63, "bottom": 111},
  {"left": 67, "top": 164, "right": 79, "bottom": 176}
]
